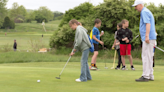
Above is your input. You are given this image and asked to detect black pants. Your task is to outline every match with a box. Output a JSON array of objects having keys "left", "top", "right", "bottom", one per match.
[{"left": 116, "top": 49, "right": 122, "bottom": 68}]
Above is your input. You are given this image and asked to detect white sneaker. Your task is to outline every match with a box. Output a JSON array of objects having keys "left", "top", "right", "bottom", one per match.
[{"left": 75, "top": 78, "right": 81, "bottom": 82}]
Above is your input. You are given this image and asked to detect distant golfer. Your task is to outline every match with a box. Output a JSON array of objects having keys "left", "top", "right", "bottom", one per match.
[
  {"left": 69, "top": 19, "right": 92, "bottom": 82},
  {"left": 13, "top": 39, "right": 17, "bottom": 51},
  {"left": 132, "top": 0, "right": 157, "bottom": 82}
]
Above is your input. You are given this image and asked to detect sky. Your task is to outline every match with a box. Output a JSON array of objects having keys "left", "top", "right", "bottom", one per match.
[{"left": 6, "top": 0, "right": 164, "bottom": 13}]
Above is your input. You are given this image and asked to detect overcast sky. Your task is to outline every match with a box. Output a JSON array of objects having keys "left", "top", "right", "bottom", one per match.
[{"left": 6, "top": 0, "right": 164, "bottom": 13}]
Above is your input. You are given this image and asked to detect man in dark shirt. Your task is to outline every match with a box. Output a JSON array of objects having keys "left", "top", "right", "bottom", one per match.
[
  {"left": 116, "top": 19, "right": 135, "bottom": 70},
  {"left": 13, "top": 39, "right": 17, "bottom": 51}
]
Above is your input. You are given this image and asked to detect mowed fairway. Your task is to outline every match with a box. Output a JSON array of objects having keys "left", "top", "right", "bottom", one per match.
[{"left": 0, "top": 62, "right": 164, "bottom": 92}]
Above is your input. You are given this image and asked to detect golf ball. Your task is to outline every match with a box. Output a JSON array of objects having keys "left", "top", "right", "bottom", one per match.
[
  {"left": 37, "top": 80, "right": 40, "bottom": 83},
  {"left": 101, "top": 31, "right": 104, "bottom": 33}
]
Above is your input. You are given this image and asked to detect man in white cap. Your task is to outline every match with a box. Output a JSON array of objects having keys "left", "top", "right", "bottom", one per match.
[{"left": 132, "top": 0, "right": 157, "bottom": 82}]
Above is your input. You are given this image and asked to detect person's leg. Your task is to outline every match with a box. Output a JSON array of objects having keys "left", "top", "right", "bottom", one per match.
[
  {"left": 141, "top": 41, "right": 154, "bottom": 79},
  {"left": 80, "top": 49, "right": 90, "bottom": 81},
  {"left": 90, "top": 44, "right": 98, "bottom": 68},
  {"left": 91, "top": 51, "right": 98, "bottom": 64},
  {"left": 121, "top": 56, "right": 125, "bottom": 66},
  {"left": 117, "top": 49, "right": 122, "bottom": 68},
  {"left": 149, "top": 40, "right": 156, "bottom": 80}
]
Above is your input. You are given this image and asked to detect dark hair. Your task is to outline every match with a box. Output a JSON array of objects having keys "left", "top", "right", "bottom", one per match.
[
  {"left": 69, "top": 19, "right": 79, "bottom": 25},
  {"left": 121, "top": 19, "right": 129, "bottom": 24},
  {"left": 94, "top": 19, "right": 101, "bottom": 25},
  {"left": 117, "top": 22, "right": 122, "bottom": 28}
]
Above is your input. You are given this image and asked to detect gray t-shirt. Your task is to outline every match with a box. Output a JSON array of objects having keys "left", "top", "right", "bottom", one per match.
[{"left": 114, "top": 31, "right": 120, "bottom": 50}]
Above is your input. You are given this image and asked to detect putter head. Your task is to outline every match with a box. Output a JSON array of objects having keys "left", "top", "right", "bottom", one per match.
[{"left": 56, "top": 77, "right": 60, "bottom": 79}]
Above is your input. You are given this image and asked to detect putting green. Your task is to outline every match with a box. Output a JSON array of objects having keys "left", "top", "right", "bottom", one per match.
[{"left": 0, "top": 62, "right": 164, "bottom": 92}]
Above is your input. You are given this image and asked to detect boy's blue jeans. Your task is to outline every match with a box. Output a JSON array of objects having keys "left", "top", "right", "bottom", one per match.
[{"left": 80, "top": 48, "right": 92, "bottom": 81}]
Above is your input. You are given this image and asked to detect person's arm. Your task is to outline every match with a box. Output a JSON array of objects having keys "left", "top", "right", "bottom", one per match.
[
  {"left": 112, "top": 39, "right": 116, "bottom": 49},
  {"left": 142, "top": 11, "right": 151, "bottom": 43},
  {"left": 145, "top": 23, "right": 151, "bottom": 43},
  {"left": 93, "top": 35, "right": 104, "bottom": 45},
  {"left": 73, "top": 29, "right": 82, "bottom": 52}
]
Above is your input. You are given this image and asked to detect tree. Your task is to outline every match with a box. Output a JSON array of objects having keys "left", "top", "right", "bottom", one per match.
[
  {"left": 35, "top": 6, "right": 53, "bottom": 23},
  {"left": 2, "top": 16, "right": 15, "bottom": 29},
  {"left": 0, "top": 0, "right": 8, "bottom": 28},
  {"left": 9, "top": 3, "right": 27, "bottom": 23},
  {"left": 3, "top": 16, "right": 11, "bottom": 29}
]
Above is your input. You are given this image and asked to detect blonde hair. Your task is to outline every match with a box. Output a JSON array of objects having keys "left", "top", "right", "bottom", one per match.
[{"left": 121, "top": 19, "right": 129, "bottom": 24}]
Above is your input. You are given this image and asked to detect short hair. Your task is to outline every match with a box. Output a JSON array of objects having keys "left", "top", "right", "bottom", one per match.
[
  {"left": 117, "top": 22, "right": 122, "bottom": 28},
  {"left": 94, "top": 19, "right": 101, "bottom": 24},
  {"left": 121, "top": 19, "right": 129, "bottom": 24},
  {"left": 69, "top": 19, "right": 79, "bottom": 25}
]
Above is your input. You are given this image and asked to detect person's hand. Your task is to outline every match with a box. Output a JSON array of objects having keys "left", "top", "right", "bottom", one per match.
[
  {"left": 112, "top": 45, "right": 115, "bottom": 49},
  {"left": 122, "top": 37, "right": 128, "bottom": 41},
  {"left": 145, "top": 36, "right": 149, "bottom": 44},
  {"left": 100, "top": 32, "right": 104, "bottom": 36},
  {"left": 126, "top": 39, "right": 129, "bottom": 43},
  {"left": 70, "top": 52, "right": 75, "bottom": 56},
  {"left": 99, "top": 41, "right": 104, "bottom": 45}
]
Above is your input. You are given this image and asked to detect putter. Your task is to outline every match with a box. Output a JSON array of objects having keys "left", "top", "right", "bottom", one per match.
[
  {"left": 56, "top": 56, "right": 72, "bottom": 79},
  {"left": 103, "top": 45, "right": 108, "bottom": 69},
  {"left": 111, "top": 49, "right": 117, "bottom": 69}
]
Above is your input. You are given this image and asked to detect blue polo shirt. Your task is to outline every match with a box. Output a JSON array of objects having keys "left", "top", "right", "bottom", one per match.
[
  {"left": 140, "top": 7, "right": 156, "bottom": 41},
  {"left": 92, "top": 27, "right": 100, "bottom": 44}
]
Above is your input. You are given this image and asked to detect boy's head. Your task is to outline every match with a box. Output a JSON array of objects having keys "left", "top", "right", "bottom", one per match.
[
  {"left": 121, "top": 19, "right": 129, "bottom": 29},
  {"left": 69, "top": 19, "right": 79, "bottom": 30},
  {"left": 94, "top": 19, "right": 101, "bottom": 28},
  {"left": 14, "top": 39, "right": 16, "bottom": 42},
  {"left": 117, "top": 22, "right": 122, "bottom": 30}
]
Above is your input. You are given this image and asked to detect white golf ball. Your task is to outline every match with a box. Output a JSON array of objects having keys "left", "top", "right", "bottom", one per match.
[
  {"left": 37, "top": 80, "right": 40, "bottom": 83},
  {"left": 101, "top": 31, "right": 104, "bottom": 33}
]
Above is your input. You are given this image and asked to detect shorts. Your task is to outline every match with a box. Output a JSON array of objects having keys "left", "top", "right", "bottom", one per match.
[
  {"left": 93, "top": 43, "right": 98, "bottom": 51},
  {"left": 120, "top": 44, "right": 131, "bottom": 55}
]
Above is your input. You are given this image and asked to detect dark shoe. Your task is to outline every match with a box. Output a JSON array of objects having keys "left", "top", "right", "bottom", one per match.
[
  {"left": 135, "top": 76, "right": 149, "bottom": 82},
  {"left": 121, "top": 66, "right": 128, "bottom": 70},
  {"left": 115, "top": 67, "right": 120, "bottom": 70},
  {"left": 131, "top": 65, "right": 135, "bottom": 71}
]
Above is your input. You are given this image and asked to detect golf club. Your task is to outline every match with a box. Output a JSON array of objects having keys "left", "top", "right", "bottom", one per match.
[
  {"left": 103, "top": 45, "right": 108, "bottom": 69},
  {"left": 56, "top": 56, "right": 72, "bottom": 79}
]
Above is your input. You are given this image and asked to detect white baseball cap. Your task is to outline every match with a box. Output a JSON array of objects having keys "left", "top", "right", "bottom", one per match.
[{"left": 132, "top": 0, "right": 144, "bottom": 7}]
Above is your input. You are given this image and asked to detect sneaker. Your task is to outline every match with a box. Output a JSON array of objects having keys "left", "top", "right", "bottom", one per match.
[
  {"left": 90, "top": 66, "right": 97, "bottom": 70},
  {"left": 75, "top": 78, "right": 81, "bottom": 82},
  {"left": 135, "top": 76, "right": 149, "bottom": 82},
  {"left": 149, "top": 78, "right": 154, "bottom": 81},
  {"left": 131, "top": 66, "right": 135, "bottom": 71},
  {"left": 121, "top": 66, "right": 128, "bottom": 70},
  {"left": 115, "top": 67, "right": 120, "bottom": 70}
]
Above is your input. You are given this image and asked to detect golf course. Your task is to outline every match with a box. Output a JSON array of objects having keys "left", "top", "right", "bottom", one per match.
[
  {"left": 0, "top": 20, "right": 164, "bottom": 92},
  {"left": 1, "top": 0, "right": 164, "bottom": 91}
]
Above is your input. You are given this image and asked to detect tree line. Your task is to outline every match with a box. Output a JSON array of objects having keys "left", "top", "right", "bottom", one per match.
[{"left": 0, "top": 1, "right": 63, "bottom": 29}]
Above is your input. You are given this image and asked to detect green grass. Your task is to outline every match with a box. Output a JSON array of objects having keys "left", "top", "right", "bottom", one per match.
[
  {"left": 0, "top": 62, "right": 164, "bottom": 92},
  {"left": 0, "top": 20, "right": 61, "bottom": 32}
]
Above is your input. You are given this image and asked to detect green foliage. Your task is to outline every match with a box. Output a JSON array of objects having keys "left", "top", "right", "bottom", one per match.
[
  {"left": 3, "top": 16, "right": 11, "bottom": 29},
  {"left": 59, "top": 2, "right": 94, "bottom": 27},
  {"left": 50, "top": 2, "right": 94, "bottom": 48},
  {"left": 0, "top": 0, "right": 8, "bottom": 28},
  {"left": 53, "top": 11, "right": 64, "bottom": 20},
  {"left": 49, "top": 24, "right": 74, "bottom": 48},
  {"left": 34, "top": 6, "right": 54, "bottom": 23},
  {"left": 50, "top": 0, "right": 164, "bottom": 49}
]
